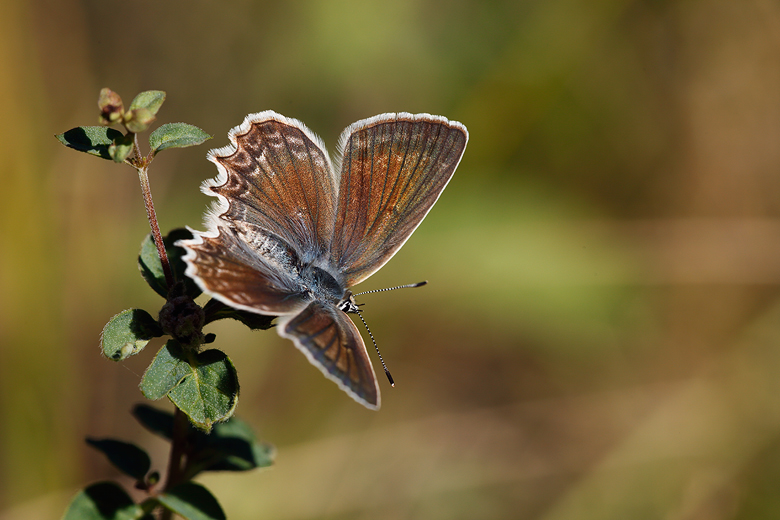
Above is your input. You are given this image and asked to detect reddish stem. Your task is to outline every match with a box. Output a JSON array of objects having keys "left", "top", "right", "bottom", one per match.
[
  {"left": 131, "top": 134, "right": 187, "bottom": 520},
  {"left": 137, "top": 164, "right": 175, "bottom": 289}
]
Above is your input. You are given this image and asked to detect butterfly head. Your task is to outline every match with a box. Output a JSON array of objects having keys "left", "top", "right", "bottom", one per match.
[{"left": 337, "top": 290, "right": 361, "bottom": 314}]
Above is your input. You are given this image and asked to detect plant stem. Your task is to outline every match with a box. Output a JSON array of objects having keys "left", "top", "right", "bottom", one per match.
[
  {"left": 137, "top": 164, "right": 175, "bottom": 289},
  {"left": 133, "top": 137, "right": 190, "bottom": 519},
  {"left": 161, "top": 407, "right": 190, "bottom": 520}
]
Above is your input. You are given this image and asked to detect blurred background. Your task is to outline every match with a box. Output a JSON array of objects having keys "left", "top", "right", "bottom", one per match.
[{"left": 3, "top": 0, "right": 780, "bottom": 518}]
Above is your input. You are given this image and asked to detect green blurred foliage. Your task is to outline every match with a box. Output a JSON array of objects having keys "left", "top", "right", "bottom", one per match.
[{"left": 4, "top": 0, "right": 780, "bottom": 518}]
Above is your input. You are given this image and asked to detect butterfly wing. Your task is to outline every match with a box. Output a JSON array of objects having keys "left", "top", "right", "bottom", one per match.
[
  {"left": 179, "top": 111, "right": 339, "bottom": 315},
  {"left": 331, "top": 113, "right": 468, "bottom": 287},
  {"left": 279, "top": 302, "right": 380, "bottom": 409},
  {"left": 205, "top": 111, "right": 337, "bottom": 262},
  {"left": 180, "top": 221, "right": 311, "bottom": 314}
]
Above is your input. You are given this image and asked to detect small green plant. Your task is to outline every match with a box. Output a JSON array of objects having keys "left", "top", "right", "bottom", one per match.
[{"left": 56, "top": 89, "right": 275, "bottom": 520}]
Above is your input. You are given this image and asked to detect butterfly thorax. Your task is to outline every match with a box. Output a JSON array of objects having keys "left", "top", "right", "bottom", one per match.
[
  {"left": 299, "top": 263, "right": 347, "bottom": 306},
  {"left": 230, "top": 221, "right": 347, "bottom": 306}
]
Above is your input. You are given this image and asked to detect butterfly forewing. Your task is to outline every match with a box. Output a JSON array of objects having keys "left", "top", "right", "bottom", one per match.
[
  {"left": 332, "top": 114, "right": 468, "bottom": 287},
  {"left": 280, "top": 301, "right": 379, "bottom": 409},
  {"left": 206, "top": 113, "right": 337, "bottom": 262}
]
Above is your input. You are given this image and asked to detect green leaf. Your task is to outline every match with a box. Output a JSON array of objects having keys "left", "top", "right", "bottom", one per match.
[
  {"left": 140, "top": 342, "right": 239, "bottom": 430},
  {"left": 168, "top": 349, "right": 239, "bottom": 430},
  {"left": 131, "top": 405, "right": 274, "bottom": 476},
  {"left": 56, "top": 126, "right": 125, "bottom": 160},
  {"left": 128, "top": 90, "right": 166, "bottom": 115},
  {"left": 158, "top": 482, "right": 225, "bottom": 520},
  {"left": 139, "top": 229, "right": 202, "bottom": 299},
  {"left": 101, "top": 309, "right": 163, "bottom": 361},
  {"left": 149, "top": 123, "right": 211, "bottom": 155},
  {"left": 85, "top": 438, "right": 151, "bottom": 481},
  {"left": 132, "top": 404, "right": 174, "bottom": 440},
  {"left": 140, "top": 340, "right": 193, "bottom": 401},
  {"left": 123, "top": 108, "right": 155, "bottom": 134},
  {"left": 189, "top": 416, "right": 275, "bottom": 475},
  {"left": 208, "top": 418, "right": 275, "bottom": 471},
  {"left": 138, "top": 235, "right": 168, "bottom": 298},
  {"left": 108, "top": 133, "right": 135, "bottom": 163},
  {"left": 62, "top": 481, "right": 152, "bottom": 520},
  {"left": 203, "top": 299, "right": 275, "bottom": 330}
]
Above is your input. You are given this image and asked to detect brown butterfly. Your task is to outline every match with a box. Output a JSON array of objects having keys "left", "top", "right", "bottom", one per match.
[{"left": 179, "top": 112, "right": 468, "bottom": 409}]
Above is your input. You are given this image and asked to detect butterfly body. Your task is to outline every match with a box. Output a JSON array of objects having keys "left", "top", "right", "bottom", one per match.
[{"left": 180, "top": 111, "right": 467, "bottom": 409}]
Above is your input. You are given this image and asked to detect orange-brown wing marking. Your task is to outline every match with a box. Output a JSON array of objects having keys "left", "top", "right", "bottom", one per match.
[
  {"left": 209, "top": 116, "right": 337, "bottom": 260},
  {"left": 182, "top": 223, "right": 309, "bottom": 315},
  {"left": 332, "top": 115, "right": 467, "bottom": 286},
  {"left": 279, "top": 301, "right": 380, "bottom": 409}
]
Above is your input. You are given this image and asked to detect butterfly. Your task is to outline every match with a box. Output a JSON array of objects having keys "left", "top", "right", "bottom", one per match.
[{"left": 179, "top": 111, "right": 468, "bottom": 409}]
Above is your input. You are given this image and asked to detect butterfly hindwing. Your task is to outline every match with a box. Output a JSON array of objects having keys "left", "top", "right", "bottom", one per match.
[
  {"left": 331, "top": 114, "right": 468, "bottom": 286},
  {"left": 279, "top": 302, "right": 380, "bottom": 409},
  {"left": 180, "top": 221, "right": 311, "bottom": 315}
]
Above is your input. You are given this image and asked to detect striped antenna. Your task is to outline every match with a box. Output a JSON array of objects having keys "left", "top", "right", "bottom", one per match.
[
  {"left": 352, "top": 281, "right": 428, "bottom": 386},
  {"left": 353, "top": 280, "right": 427, "bottom": 297},
  {"left": 354, "top": 310, "right": 394, "bottom": 386}
]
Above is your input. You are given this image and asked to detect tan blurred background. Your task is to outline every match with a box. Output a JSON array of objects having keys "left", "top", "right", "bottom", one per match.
[{"left": 4, "top": 0, "right": 780, "bottom": 518}]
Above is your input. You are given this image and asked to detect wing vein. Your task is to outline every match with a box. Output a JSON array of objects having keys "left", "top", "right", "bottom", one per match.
[{"left": 365, "top": 121, "right": 398, "bottom": 236}]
